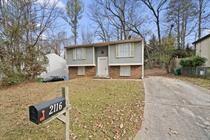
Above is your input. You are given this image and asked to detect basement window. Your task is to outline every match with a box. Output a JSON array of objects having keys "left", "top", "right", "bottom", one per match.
[
  {"left": 120, "top": 66, "right": 131, "bottom": 76},
  {"left": 77, "top": 67, "right": 85, "bottom": 75}
]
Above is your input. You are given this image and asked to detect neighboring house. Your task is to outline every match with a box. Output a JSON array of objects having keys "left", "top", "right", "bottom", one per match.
[
  {"left": 40, "top": 53, "right": 68, "bottom": 80},
  {"left": 65, "top": 39, "right": 144, "bottom": 79},
  {"left": 193, "top": 34, "right": 210, "bottom": 67}
]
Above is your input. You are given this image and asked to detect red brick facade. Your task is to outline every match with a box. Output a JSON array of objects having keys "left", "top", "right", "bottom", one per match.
[
  {"left": 69, "top": 65, "right": 142, "bottom": 79},
  {"left": 69, "top": 66, "right": 96, "bottom": 79},
  {"left": 109, "top": 65, "right": 142, "bottom": 79}
]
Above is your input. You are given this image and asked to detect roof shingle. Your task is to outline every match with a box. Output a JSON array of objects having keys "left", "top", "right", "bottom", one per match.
[{"left": 65, "top": 39, "right": 142, "bottom": 49}]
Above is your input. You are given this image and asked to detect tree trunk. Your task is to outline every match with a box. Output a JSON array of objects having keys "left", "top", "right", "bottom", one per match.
[
  {"left": 165, "top": 64, "right": 170, "bottom": 74},
  {"left": 198, "top": 0, "right": 203, "bottom": 39},
  {"left": 156, "top": 17, "right": 161, "bottom": 45},
  {"left": 145, "top": 46, "right": 153, "bottom": 68}
]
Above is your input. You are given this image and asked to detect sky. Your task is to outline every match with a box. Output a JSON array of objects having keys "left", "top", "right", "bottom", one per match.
[{"left": 39, "top": 0, "right": 210, "bottom": 45}]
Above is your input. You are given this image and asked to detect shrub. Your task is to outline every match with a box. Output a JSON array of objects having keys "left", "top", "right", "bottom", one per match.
[
  {"left": 192, "top": 56, "right": 206, "bottom": 67},
  {"left": 180, "top": 56, "right": 206, "bottom": 67},
  {"left": 35, "top": 77, "right": 44, "bottom": 83},
  {"left": 172, "top": 49, "right": 194, "bottom": 58},
  {"left": 180, "top": 58, "right": 193, "bottom": 67},
  {"left": 1, "top": 73, "right": 25, "bottom": 86}
]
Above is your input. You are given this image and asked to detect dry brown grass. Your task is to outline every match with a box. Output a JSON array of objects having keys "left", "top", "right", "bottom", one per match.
[
  {"left": 169, "top": 76, "right": 210, "bottom": 90},
  {"left": 145, "top": 68, "right": 168, "bottom": 77},
  {"left": 0, "top": 78, "right": 144, "bottom": 140}
]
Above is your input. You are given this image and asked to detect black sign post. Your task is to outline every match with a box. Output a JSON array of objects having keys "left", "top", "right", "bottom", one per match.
[{"left": 29, "top": 87, "right": 70, "bottom": 140}]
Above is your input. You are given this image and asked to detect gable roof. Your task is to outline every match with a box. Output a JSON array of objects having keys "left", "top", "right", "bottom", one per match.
[
  {"left": 65, "top": 39, "right": 142, "bottom": 49},
  {"left": 192, "top": 34, "right": 210, "bottom": 44}
]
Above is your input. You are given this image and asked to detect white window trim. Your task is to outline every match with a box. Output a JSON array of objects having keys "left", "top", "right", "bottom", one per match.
[
  {"left": 68, "top": 64, "right": 96, "bottom": 67},
  {"left": 109, "top": 63, "right": 142, "bottom": 66}
]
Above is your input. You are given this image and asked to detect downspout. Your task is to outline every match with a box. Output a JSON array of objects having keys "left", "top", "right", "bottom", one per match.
[
  {"left": 64, "top": 47, "right": 69, "bottom": 80},
  {"left": 142, "top": 39, "right": 145, "bottom": 79}
]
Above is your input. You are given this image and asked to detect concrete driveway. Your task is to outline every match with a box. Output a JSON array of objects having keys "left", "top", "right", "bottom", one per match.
[{"left": 135, "top": 77, "right": 210, "bottom": 140}]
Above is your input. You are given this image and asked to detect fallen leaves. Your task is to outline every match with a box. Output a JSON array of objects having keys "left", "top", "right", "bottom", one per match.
[
  {"left": 168, "top": 128, "right": 178, "bottom": 136},
  {"left": 120, "top": 123, "right": 124, "bottom": 129},
  {"left": 0, "top": 79, "right": 145, "bottom": 139}
]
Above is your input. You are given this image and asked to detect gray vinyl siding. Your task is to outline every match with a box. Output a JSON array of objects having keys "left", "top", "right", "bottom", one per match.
[
  {"left": 66, "top": 47, "right": 95, "bottom": 66},
  {"left": 109, "top": 42, "right": 142, "bottom": 65},
  {"left": 95, "top": 47, "right": 108, "bottom": 57},
  {"left": 196, "top": 38, "right": 210, "bottom": 67}
]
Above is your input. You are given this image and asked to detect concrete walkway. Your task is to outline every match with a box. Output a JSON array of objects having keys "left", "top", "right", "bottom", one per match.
[{"left": 135, "top": 77, "right": 210, "bottom": 140}]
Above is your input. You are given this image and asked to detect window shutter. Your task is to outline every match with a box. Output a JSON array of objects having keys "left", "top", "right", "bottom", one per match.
[
  {"left": 73, "top": 49, "right": 76, "bottom": 60},
  {"left": 78, "top": 48, "right": 82, "bottom": 60},
  {"left": 131, "top": 43, "right": 135, "bottom": 57},
  {"left": 116, "top": 45, "right": 119, "bottom": 57},
  {"left": 82, "top": 48, "right": 86, "bottom": 59},
  {"left": 78, "top": 48, "right": 82, "bottom": 59}
]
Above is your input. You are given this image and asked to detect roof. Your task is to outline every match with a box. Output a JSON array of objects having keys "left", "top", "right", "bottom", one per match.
[
  {"left": 192, "top": 34, "right": 210, "bottom": 44},
  {"left": 65, "top": 39, "right": 142, "bottom": 49}
]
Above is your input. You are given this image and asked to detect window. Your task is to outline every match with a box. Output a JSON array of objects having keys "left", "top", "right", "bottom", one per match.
[
  {"left": 73, "top": 48, "right": 86, "bottom": 60},
  {"left": 77, "top": 67, "right": 85, "bottom": 75},
  {"left": 120, "top": 66, "right": 131, "bottom": 76},
  {"left": 116, "top": 43, "right": 134, "bottom": 57}
]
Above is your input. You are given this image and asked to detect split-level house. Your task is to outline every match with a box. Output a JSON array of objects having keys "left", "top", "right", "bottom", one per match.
[
  {"left": 193, "top": 34, "right": 210, "bottom": 67},
  {"left": 65, "top": 39, "right": 144, "bottom": 79}
]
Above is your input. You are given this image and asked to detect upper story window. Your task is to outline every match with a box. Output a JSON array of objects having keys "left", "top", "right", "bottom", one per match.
[
  {"left": 73, "top": 48, "right": 86, "bottom": 60},
  {"left": 116, "top": 43, "right": 135, "bottom": 58}
]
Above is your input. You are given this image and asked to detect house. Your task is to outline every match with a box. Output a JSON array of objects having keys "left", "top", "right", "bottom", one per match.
[
  {"left": 193, "top": 34, "right": 210, "bottom": 67},
  {"left": 40, "top": 53, "right": 68, "bottom": 80},
  {"left": 65, "top": 39, "right": 144, "bottom": 79}
]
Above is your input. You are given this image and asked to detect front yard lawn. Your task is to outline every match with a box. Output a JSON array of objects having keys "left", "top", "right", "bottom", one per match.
[{"left": 0, "top": 79, "right": 144, "bottom": 140}]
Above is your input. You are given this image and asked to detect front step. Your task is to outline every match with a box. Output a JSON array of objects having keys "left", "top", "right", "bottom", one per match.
[{"left": 94, "top": 76, "right": 110, "bottom": 79}]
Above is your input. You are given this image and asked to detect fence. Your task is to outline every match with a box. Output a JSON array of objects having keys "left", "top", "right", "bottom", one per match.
[{"left": 181, "top": 67, "right": 210, "bottom": 79}]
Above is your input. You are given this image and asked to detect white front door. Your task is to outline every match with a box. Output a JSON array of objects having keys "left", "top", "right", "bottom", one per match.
[{"left": 97, "top": 57, "right": 108, "bottom": 77}]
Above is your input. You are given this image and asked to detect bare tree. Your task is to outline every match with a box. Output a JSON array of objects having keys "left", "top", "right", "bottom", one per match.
[
  {"left": 196, "top": 0, "right": 210, "bottom": 39},
  {"left": 91, "top": 0, "right": 145, "bottom": 41},
  {"left": 139, "top": 0, "right": 168, "bottom": 44},
  {"left": 63, "top": 0, "right": 83, "bottom": 45},
  {"left": 89, "top": 2, "right": 111, "bottom": 42},
  {"left": 42, "top": 29, "right": 68, "bottom": 56},
  {"left": 81, "top": 28, "right": 94, "bottom": 44},
  {"left": 167, "top": 0, "right": 197, "bottom": 49},
  {"left": 94, "top": 0, "right": 128, "bottom": 40},
  {"left": 0, "top": 0, "right": 60, "bottom": 83},
  {"left": 125, "top": 10, "right": 147, "bottom": 38}
]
